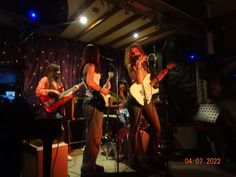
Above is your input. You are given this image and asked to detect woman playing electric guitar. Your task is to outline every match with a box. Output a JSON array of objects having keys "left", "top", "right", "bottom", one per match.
[
  {"left": 124, "top": 43, "right": 175, "bottom": 171},
  {"left": 35, "top": 63, "right": 77, "bottom": 161},
  {"left": 36, "top": 63, "right": 78, "bottom": 114},
  {"left": 79, "top": 44, "right": 111, "bottom": 175}
]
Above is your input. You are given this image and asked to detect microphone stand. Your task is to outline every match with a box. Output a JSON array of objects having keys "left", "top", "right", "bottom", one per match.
[
  {"left": 109, "top": 63, "right": 120, "bottom": 172},
  {"left": 148, "top": 60, "right": 172, "bottom": 177}
]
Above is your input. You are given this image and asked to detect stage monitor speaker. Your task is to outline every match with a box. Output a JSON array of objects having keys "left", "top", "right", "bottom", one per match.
[
  {"left": 22, "top": 141, "right": 68, "bottom": 177},
  {"left": 194, "top": 104, "right": 221, "bottom": 123}
]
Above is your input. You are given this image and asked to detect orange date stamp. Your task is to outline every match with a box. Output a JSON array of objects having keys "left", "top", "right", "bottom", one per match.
[{"left": 184, "top": 157, "right": 222, "bottom": 165}]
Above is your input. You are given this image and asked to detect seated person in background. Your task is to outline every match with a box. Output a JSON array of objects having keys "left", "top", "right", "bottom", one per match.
[{"left": 109, "top": 80, "right": 130, "bottom": 125}]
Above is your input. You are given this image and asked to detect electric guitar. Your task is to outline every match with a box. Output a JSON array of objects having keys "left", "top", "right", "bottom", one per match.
[
  {"left": 101, "top": 71, "right": 114, "bottom": 107},
  {"left": 130, "top": 63, "right": 176, "bottom": 106},
  {"left": 40, "top": 82, "right": 83, "bottom": 113}
]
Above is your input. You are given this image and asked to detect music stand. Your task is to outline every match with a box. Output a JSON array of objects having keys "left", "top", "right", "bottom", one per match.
[{"left": 194, "top": 104, "right": 221, "bottom": 123}]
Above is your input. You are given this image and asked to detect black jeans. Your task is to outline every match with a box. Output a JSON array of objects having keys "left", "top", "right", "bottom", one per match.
[{"left": 126, "top": 96, "right": 161, "bottom": 162}]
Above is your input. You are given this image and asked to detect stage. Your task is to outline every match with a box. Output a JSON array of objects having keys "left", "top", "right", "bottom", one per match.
[{"left": 67, "top": 145, "right": 236, "bottom": 177}]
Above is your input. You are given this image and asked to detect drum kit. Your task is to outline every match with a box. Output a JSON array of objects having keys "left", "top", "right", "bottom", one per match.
[{"left": 102, "top": 95, "right": 151, "bottom": 160}]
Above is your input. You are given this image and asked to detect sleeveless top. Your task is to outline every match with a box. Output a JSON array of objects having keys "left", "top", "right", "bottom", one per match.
[{"left": 82, "top": 63, "right": 101, "bottom": 98}]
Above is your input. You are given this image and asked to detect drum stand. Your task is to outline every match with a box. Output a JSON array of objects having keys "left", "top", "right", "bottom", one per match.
[
  {"left": 158, "top": 90, "right": 173, "bottom": 177},
  {"left": 102, "top": 109, "right": 117, "bottom": 159},
  {"left": 161, "top": 99, "right": 172, "bottom": 177},
  {"left": 109, "top": 63, "right": 121, "bottom": 172},
  {"left": 149, "top": 61, "right": 173, "bottom": 177}
]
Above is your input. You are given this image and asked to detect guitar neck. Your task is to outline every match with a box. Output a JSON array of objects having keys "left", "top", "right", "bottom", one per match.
[
  {"left": 58, "top": 87, "right": 74, "bottom": 99},
  {"left": 150, "top": 67, "right": 170, "bottom": 86},
  {"left": 103, "top": 74, "right": 113, "bottom": 87},
  {"left": 58, "top": 83, "right": 81, "bottom": 100}
]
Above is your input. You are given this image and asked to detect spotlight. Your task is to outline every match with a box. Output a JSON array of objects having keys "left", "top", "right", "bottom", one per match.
[
  {"left": 28, "top": 10, "right": 38, "bottom": 20},
  {"left": 79, "top": 16, "right": 88, "bottom": 25},
  {"left": 187, "top": 53, "right": 197, "bottom": 62},
  {"left": 133, "top": 33, "right": 139, "bottom": 39}
]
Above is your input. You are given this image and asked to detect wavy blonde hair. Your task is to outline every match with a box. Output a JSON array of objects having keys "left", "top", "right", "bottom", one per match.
[{"left": 124, "top": 43, "right": 145, "bottom": 77}]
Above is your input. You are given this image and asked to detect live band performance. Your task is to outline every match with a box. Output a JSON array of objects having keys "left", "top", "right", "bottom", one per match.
[{"left": 0, "top": 0, "right": 236, "bottom": 177}]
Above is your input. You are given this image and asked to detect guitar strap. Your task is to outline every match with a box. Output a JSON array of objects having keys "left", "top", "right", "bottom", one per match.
[
  {"left": 141, "top": 83, "right": 147, "bottom": 105},
  {"left": 81, "top": 78, "right": 88, "bottom": 90},
  {"left": 81, "top": 77, "right": 93, "bottom": 98}
]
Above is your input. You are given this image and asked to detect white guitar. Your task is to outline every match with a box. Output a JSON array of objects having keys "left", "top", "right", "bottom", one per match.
[
  {"left": 101, "top": 71, "right": 114, "bottom": 107},
  {"left": 130, "top": 63, "right": 176, "bottom": 106}
]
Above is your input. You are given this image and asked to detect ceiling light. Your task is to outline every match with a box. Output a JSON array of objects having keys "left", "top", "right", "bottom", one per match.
[
  {"left": 79, "top": 16, "right": 88, "bottom": 25},
  {"left": 133, "top": 33, "right": 139, "bottom": 38}
]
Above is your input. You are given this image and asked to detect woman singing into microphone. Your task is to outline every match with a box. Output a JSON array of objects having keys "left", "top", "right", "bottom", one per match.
[{"left": 124, "top": 43, "right": 175, "bottom": 171}]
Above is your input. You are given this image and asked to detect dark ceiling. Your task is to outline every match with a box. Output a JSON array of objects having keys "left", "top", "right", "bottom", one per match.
[{"left": 0, "top": 0, "right": 235, "bottom": 50}]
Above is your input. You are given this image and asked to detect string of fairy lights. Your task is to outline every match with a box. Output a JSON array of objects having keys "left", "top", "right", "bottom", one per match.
[{"left": 0, "top": 36, "right": 83, "bottom": 107}]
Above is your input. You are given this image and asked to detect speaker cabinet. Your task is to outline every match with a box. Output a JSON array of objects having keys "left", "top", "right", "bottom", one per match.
[
  {"left": 71, "top": 98, "right": 84, "bottom": 120},
  {"left": 22, "top": 141, "right": 68, "bottom": 177}
]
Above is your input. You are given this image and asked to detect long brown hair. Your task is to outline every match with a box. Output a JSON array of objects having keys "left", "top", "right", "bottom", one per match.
[
  {"left": 45, "top": 63, "right": 62, "bottom": 87},
  {"left": 80, "top": 44, "right": 100, "bottom": 76}
]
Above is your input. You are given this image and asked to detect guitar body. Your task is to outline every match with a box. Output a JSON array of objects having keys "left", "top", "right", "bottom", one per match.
[
  {"left": 102, "top": 93, "right": 110, "bottom": 107},
  {"left": 101, "top": 72, "right": 114, "bottom": 107},
  {"left": 40, "top": 83, "right": 83, "bottom": 113},
  {"left": 130, "top": 74, "right": 159, "bottom": 106},
  {"left": 130, "top": 64, "right": 175, "bottom": 106},
  {"left": 40, "top": 96, "right": 70, "bottom": 113}
]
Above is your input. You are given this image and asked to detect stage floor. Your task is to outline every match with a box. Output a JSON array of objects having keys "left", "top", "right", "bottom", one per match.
[{"left": 68, "top": 144, "right": 236, "bottom": 177}]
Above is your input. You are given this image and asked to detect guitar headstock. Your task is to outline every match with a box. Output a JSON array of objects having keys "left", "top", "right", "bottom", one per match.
[
  {"left": 167, "top": 63, "right": 176, "bottom": 70},
  {"left": 74, "top": 82, "right": 83, "bottom": 89},
  {"left": 108, "top": 72, "right": 114, "bottom": 80}
]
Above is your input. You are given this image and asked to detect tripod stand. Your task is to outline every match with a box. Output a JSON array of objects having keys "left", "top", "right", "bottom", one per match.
[
  {"left": 156, "top": 97, "right": 173, "bottom": 177},
  {"left": 101, "top": 110, "right": 118, "bottom": 159}
]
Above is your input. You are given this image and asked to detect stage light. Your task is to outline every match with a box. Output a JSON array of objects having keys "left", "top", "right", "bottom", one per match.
[
  {"left": 133, "top": 33, "right": 139, "bottom": 39},
  {"left": 28, "top": 10, "right": 38, "bottom": 20},
  {"left": 79, "top": 16, "right": 88, "bottom": 25},
  {"left": 187, "top": 53, "right": 198, "bottom": 62}
]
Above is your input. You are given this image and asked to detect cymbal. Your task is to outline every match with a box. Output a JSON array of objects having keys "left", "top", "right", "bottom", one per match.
[{"left": 109, "top": 95, "right": 125, "bottom": 102}]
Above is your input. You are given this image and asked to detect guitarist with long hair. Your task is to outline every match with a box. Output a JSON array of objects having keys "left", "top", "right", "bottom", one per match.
[
  {"left": 35, "top": 63, "right": 76, "bottom": 160},
  {"left": 80, "top": 44, "right": 111, "bottom": 176},
  {"left": 36, "top": 63, "right": 67, "bottom": 116},
  {"left": 124, "top": 43, "right": 175, "bottom": 171}
]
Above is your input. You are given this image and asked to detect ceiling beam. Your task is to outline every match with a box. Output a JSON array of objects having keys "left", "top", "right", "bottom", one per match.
[
  {"left": 134, "top": 0, "right": 206, "bottom": 26},
  {"left": 52, "top": 0, "right": 95, "bottom": 36},
  {"left": 68, "top": 0, "right": 95, "bottom": 22},
  {"left": 73, "top": 9, "right": 119, "bottom": 40},
  {"left": 106, "top": 21, "right": 154, "bottom": 46},
  {"left": 91, "top": 14, "right": 140, "bottom": 43},
  {"left": 118, "top": 28, "right": 171, "bottom": 49}
]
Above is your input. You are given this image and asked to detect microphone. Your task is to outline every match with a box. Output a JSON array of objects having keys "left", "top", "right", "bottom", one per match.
[
  {"left": 102, "top": 56, "right": 114, "bottom": 62},
  {"left": 109, "top": 62, "right": 115, "bottom": 69}
]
